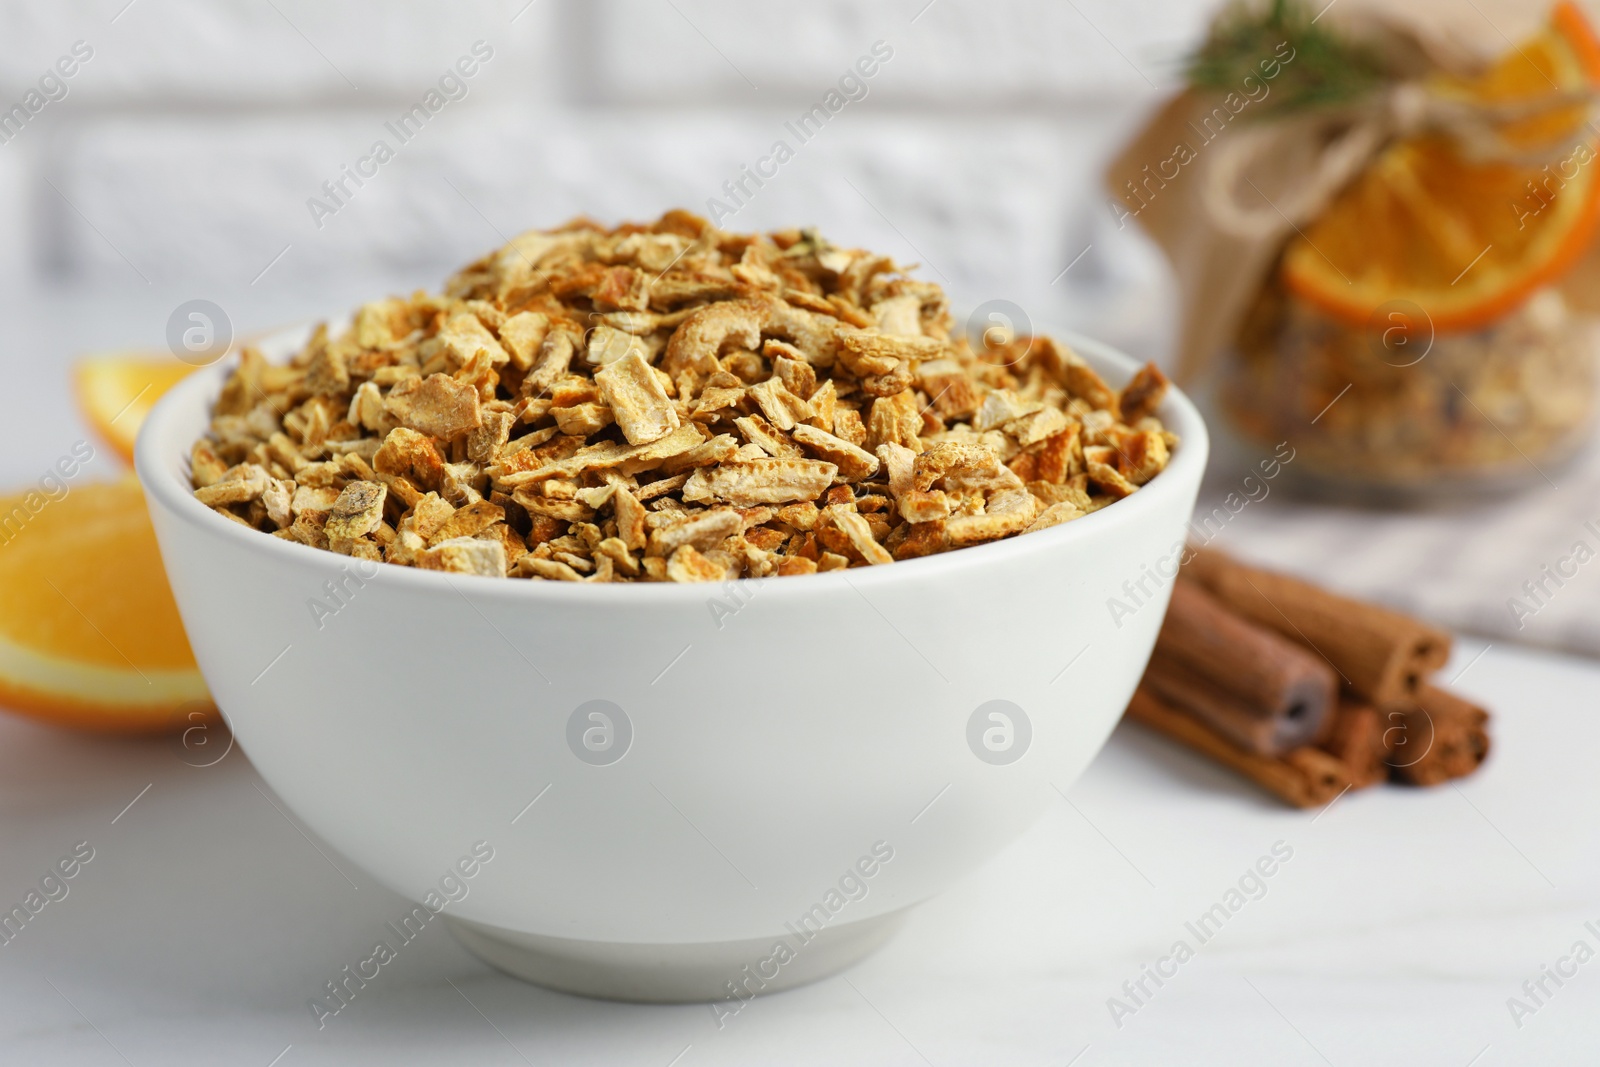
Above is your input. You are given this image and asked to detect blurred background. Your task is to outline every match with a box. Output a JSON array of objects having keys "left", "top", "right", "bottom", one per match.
[
  {"left": 8, "top": 6, "right": 1600, "bottom": 1063},
  {"left": 13, "top": 0, "right": 1600, "bottom": 652},
  {"left": 0, "top": 0, "right": 1211, "bottom": 487}
]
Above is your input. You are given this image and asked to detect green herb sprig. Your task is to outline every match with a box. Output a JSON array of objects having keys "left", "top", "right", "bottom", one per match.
[{"left": 1187, "top": 0, "right": 1390, "bottom": 115}]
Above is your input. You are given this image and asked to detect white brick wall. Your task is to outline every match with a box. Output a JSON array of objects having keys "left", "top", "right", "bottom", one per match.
[
  {"left": 0, "top": 1, "right": 561, "bottom": 104},
  {"left": 0, "top": 0, "right": 1227, "bottom": 365},
  {"left": 52, "top": 106, "right": 1133, "bottom": 287},
  {"left": 585, "top": 0, "right": 1207, "bottom": 104}
]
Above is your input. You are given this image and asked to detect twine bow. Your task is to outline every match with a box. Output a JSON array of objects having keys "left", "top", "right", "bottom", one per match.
[{"left": 1202, "top": 82, "right": 1599, "bottom": 240}]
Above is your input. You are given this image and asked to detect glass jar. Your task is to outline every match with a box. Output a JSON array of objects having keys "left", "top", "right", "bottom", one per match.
[{"left": 1221, "top": 277, "right": 1600, "bottom": 500}]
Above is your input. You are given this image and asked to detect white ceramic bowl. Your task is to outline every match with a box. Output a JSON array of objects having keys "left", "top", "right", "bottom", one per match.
[{"left": 137, "top": 326, "right": 1207, "bottom": 1002}]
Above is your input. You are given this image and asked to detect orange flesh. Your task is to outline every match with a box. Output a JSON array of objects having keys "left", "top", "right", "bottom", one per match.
[{"left": 1282, "top": 2, "right": 1600, "bottom": 331}]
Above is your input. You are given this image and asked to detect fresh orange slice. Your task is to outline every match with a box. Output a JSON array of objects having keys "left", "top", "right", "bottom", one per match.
[
  {"left": 74, "top": 354, "right": 198, "bottom": 465},
  {"left": 0, "top": 476, "right": 210, "bottom": 732},
  {"left": 1282, "top": 1, "right": 1600, "bottom": 331}
]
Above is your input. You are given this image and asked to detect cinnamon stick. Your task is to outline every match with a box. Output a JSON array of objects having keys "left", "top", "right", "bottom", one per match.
[
  {"left": 1144, "top": 579, "right": 1337, "bottom": 755},
  {"left": 1125, "top": 687, "right": 1349, "bottom": 808},
  {"left": 1387, "top": 684, "right": 1491, "bottom": 786},
  {"left": 1182, "top": 547, "right": 1451, "bottom": 708},
  {"left": 1315, "top": 698, "right": 1388, "bottom": 790}
]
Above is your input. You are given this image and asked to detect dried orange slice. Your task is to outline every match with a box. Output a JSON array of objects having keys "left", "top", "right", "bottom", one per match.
[
  {"left": 74, "top": 354, "right": 198, "bottom": 465},
  {"left": 1283, "top": 2, "right": 1600, "bottom": 331},
  {"left": 0, "top": 476, "right": 209, "bottom": 732}
]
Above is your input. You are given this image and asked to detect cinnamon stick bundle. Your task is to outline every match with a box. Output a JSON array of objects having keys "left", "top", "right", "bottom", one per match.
[
  {"left": 1125, "top": 688, "right": 1349, "bottom": 808},
  {"left": 1317, "top": 698, "right": 1389, "bottom": 790},
  {"left": 1387, "top": 685, "right": 1491, "bottom": 787},
  {"left": 1182, "top": 548, "right": 1452, "bottom": 707},
  {"left": 1144, "top": 580, "right": 1337, "bottom": 756},
  {"left": 1124, "top": 548, "right": 1491, "bottom": 806}
]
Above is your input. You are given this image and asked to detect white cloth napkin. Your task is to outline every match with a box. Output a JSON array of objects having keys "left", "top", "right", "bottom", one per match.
[{"left": 1196, "top": 434, "right": 1600, "bottom": 659}]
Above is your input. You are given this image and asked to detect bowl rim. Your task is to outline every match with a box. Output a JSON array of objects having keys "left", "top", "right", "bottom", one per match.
[{"left": 135, "top": 322, "right": 1209, "bottom": 604}]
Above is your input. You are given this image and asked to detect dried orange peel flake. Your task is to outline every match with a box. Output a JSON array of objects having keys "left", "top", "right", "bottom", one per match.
[{"left": 188, "top": 212, "right": 1179, "bottom": 582}]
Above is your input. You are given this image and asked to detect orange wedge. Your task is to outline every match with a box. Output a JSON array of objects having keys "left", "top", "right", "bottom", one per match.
[
  {"left": 1283, "top": 1, "right": 1600, "bottom": 331},
  {"left": 0, "top": 476, "right": 210, "bottom": 732},
  {"left": 74, "top": 354, "right": 198, "bottom": 465}
]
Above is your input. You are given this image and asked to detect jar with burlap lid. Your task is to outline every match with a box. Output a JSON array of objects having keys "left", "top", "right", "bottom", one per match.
[
  {"left": 1107, "top": 0, "right": 1600, "bottom": 499},
  {"left": 1225, "top": 281, "right": 1598, "bottom": 497}
]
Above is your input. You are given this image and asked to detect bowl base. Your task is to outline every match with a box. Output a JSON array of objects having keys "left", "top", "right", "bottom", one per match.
[{"left": 445, "top": 910, "right": 908, "bottom": 1003}]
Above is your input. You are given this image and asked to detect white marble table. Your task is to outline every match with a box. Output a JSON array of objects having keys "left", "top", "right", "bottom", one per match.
[
  {"left": 3, "top": 280, "right": 1597, "bottom": 1064},
  {"left": 2, "top": 635, "right": 1595, "bottom": 1066}
]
